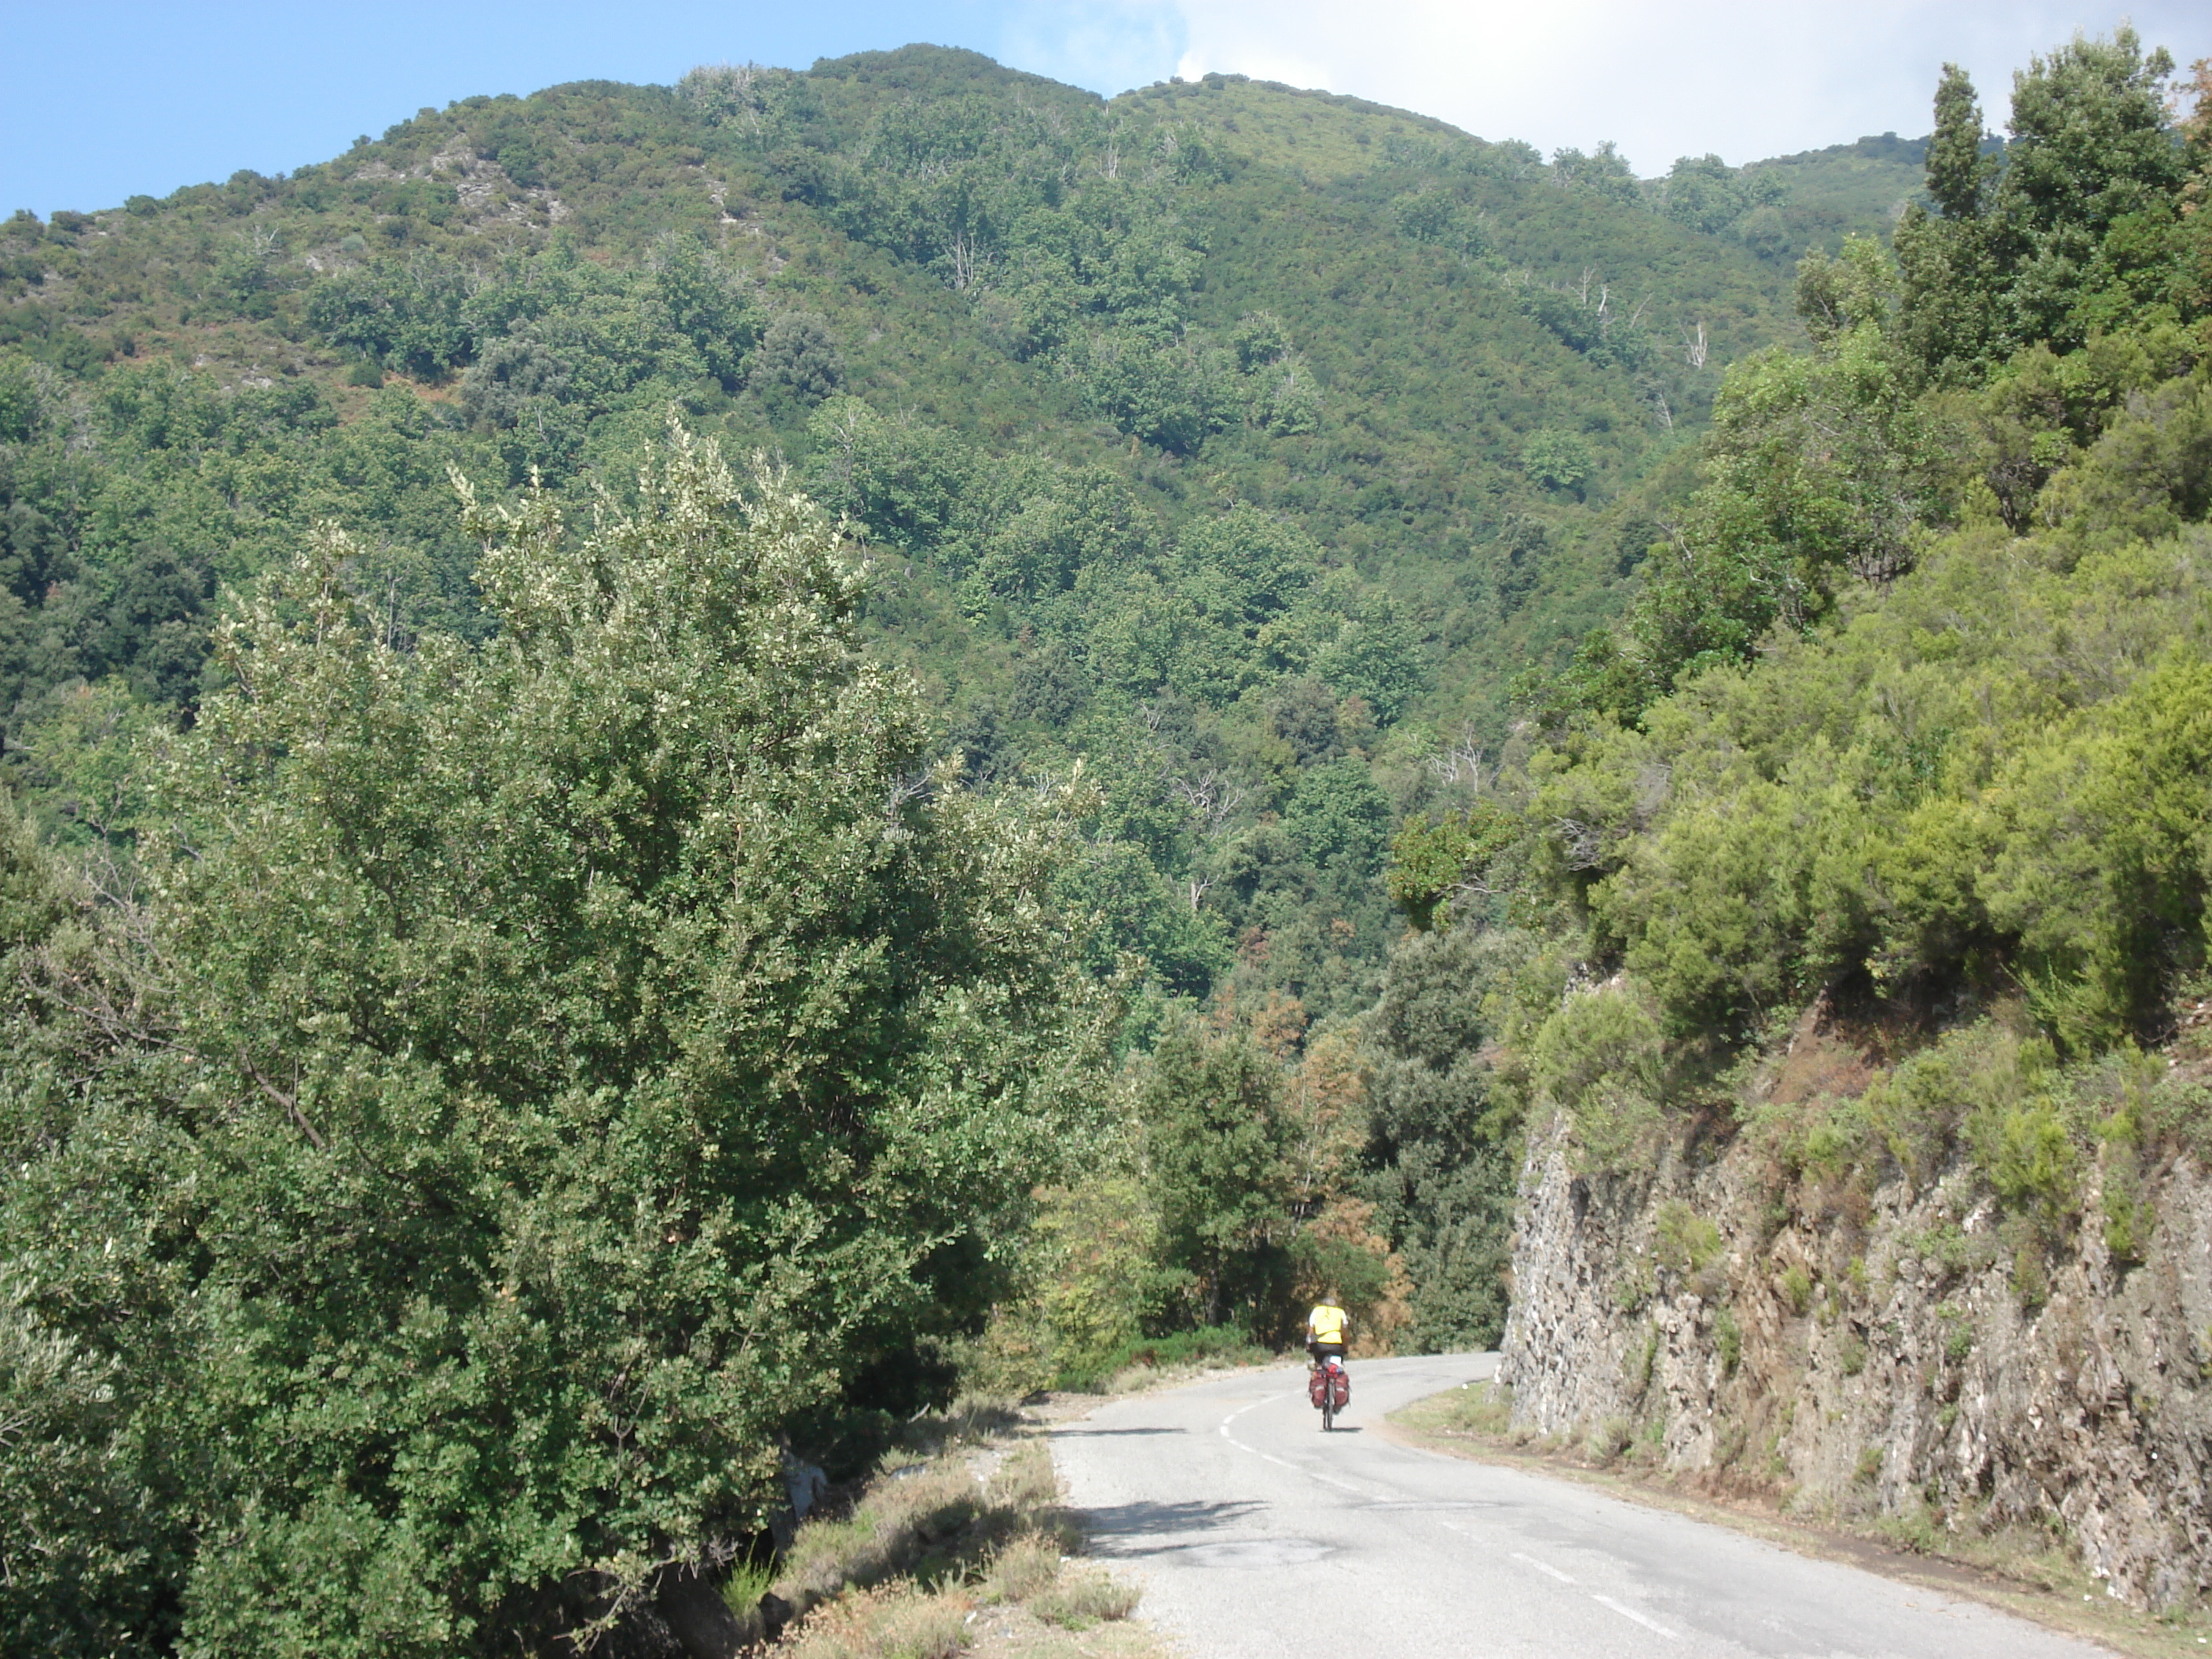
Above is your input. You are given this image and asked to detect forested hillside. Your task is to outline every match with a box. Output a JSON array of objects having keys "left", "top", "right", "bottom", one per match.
[
  {"left": 1385, "top": 29, "right": 2212, "bottom": 1611},
  {"left": 8, "top": 24, "right": 2208, "bottom": 1656},
  {"left": 0, "top": 45, "right": 1896, "bottom": 1024},
  {"left": 1398, "top": 27, "right": 2212, "bottom": 1155}
]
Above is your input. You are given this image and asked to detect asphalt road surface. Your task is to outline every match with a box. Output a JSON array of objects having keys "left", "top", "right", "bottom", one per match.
[{"left": 1052, "top": 1353, "right": 2110, "bottom": 1659}]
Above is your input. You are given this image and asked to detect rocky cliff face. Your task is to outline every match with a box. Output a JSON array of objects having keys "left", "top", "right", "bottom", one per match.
[{"left": 1499, "top": 1020, "right": 2212, "bottom": 1610}]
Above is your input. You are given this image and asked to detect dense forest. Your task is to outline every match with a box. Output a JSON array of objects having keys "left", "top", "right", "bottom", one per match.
[{"left": 3, "top": 24, "right": 2209, "bottom": 1657}]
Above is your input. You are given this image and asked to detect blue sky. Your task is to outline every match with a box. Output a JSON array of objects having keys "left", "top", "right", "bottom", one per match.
[{"left": 7, "top": 2, "right": 2208, "bottom": 217}]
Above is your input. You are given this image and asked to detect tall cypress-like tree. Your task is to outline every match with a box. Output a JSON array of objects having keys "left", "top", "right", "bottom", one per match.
[
  {"left": 1895, "top": 64, "right": 2009, "bottom": 380},
  {"left": 1925, "top": 63, "right": 1994, "bottom": 222}
]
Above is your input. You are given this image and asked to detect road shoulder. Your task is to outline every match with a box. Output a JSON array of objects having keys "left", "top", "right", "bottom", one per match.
[
  {"left": 746, "top": 1397, "right": 1177, "bottom": 1659},
  {"left": 1383, "top": 1382, "right": 2204, "bottom": 1659}
]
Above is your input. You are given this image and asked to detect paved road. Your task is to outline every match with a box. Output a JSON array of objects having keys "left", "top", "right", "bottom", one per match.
[{"left": 1052, "top": 1353, "right": 2110, "bottom": 1659}]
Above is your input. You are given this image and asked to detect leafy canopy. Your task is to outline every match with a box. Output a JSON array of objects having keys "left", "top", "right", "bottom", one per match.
[{"left": 0, "top": 426, "right": 1115, "bottom": 1654}]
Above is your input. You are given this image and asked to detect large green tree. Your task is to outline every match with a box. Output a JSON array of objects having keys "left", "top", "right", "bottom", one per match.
[
  {"left": 0, "top": 427, "right": 1112, "bottom": 1656},
  {"left": 1136, "top": 1018, "right": 1295, "bottom": 1332},
  {"left": 1896, "top": 30, "right": 2190, "bottom": 377}
]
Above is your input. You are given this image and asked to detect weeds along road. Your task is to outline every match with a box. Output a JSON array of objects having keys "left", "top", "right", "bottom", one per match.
[{"left": 1051, "top": 1353, "right": 2105, "bottom": 1659}]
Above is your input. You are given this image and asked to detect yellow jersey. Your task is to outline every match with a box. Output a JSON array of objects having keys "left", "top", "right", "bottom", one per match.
[{"left": 1307, "top": 1303, "right": 1348, "bottom": 1346}]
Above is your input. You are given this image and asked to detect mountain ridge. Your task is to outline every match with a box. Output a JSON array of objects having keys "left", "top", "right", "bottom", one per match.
[{"left": 1, "top": 43, "right": 1877, "bottom": 1022}]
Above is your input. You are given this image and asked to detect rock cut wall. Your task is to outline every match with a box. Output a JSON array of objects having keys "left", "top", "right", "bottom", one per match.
[{"left": 1500, "top": 1101, "right": 2212, "bottom": 1608}]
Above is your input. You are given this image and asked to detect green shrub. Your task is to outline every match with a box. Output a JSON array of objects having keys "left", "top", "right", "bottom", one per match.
[
  {"left": 1522, "top": 428, "right": 1595, "bottom": 493},
  {"left": 1863, "top": 1025, "right": 2053, "bottom": 1190},
  {"left": 963, "top": 1177, "right": 1157, "bottom": 1397},
  {"left": 720, "top": 1558, "right": 777, "bottom": 1619},
  {"left": 1975, "top": 1099, "right": 2080, "bottom": 1240},
  {"left": 1937, "top": 1304, "right": 1975, "bottom": 1363},
  {"left": 1534, "top": 984, "right": 1665, "bottom": 1171},
  {"left": 1712, "top": 1414, "right": 1750, "bottom": 1467},
  {"left": 1795, "top": 1103, "right": 1873, "bottom": 1186},
  {"left": 2101, "top": 1155, "right": 2153, "bottom": 1267},
  {"left": 1713, "top": 1306, "right": 1743, "bottom": 1375},
  {"left": 1597, "top": 778, "right": 1804, "bottom": 1037},
  {"left": 0, "top": 435, "right": 1118, "bottom": 1654},
  {"left": 1910, "top": 1223, "right": 1977, "bottom": 1281},
  {"left": 2096, "top": 1068, "right": 2159, "bottom": 1267},
  {"left": 1778, "top": 1263, "right": 1815, "bottom": 1315},
  {"left": 1613, "top": 1256, "right": 1657, "bottom": 1313},
  {"left": 1385, "top": 803, "right": 1521, "bottom": 932},
  {"left": 1430, "top": 1379, "right": 1514, "bottom": 1434},
  {"left": 1654, "top": 1199, "right": 1724, "bottom": 1276},
  {"left": 1585, "top": 1416, "right": 1635, "bottom": 1465},
  {"left": 1632, "top": 1322, "right": 1660, "bottom": 1395}
]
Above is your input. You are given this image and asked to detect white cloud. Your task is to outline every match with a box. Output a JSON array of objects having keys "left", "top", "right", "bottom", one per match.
[
  {"left": 1148, "top": 1, "right": 2211, "bottom": 171},
  {"left": 998, "top": 0, "right": 1190, "bottom": 96}
]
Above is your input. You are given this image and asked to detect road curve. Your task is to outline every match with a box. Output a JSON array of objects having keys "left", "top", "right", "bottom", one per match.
[{"left": 1051, "top": 1353, "right": 2108, "bottom": 1659}]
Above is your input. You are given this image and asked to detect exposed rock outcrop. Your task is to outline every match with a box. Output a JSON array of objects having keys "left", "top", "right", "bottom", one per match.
[{"left": 1501, "top": 1045, "right": 2212, "bottom": 1609}]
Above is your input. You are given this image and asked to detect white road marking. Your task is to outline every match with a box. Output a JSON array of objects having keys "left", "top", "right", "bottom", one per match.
[
  {"left": 1218, "top": 1395, "right": 1309, "bottom": 1475},
  {"left": 1220, "top": 1397, "right": 1280, "bottom": 1430},
  {"left": 1591, "top": 1595, "right": 1681, "bottom": 1640},
  {"left": 1480, "top": 1533, "right": 1683, "bottom": 1642},
  {"left": 1217, "top": 1394, "right": 1372, "bottom": 1495},
  {"left": 1511, "top": 1551, "right": 1577, "bottom": 1585}
]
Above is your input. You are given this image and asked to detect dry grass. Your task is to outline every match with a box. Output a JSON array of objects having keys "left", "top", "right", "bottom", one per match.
[
  {"left": 1411, "top": 1379, "right": 1514, "bottom": 1435},
  {"left": 756, "top": 1408, "right": 1163, "bottom": 1659},
  {"left": 979, "top": 1533, "right": 1061, "bottom": 1605},
  {"left": 1029, "top": 1569, "right": 1141, "bottom": 1630},
  {"left": 782, "top": 1584, "right": 974, "bottom": 1659}
]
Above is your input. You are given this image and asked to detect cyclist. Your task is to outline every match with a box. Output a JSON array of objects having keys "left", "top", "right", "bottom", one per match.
[{"left": 1306, "top": 1295, "right": 1350, "bottom": 1373}]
